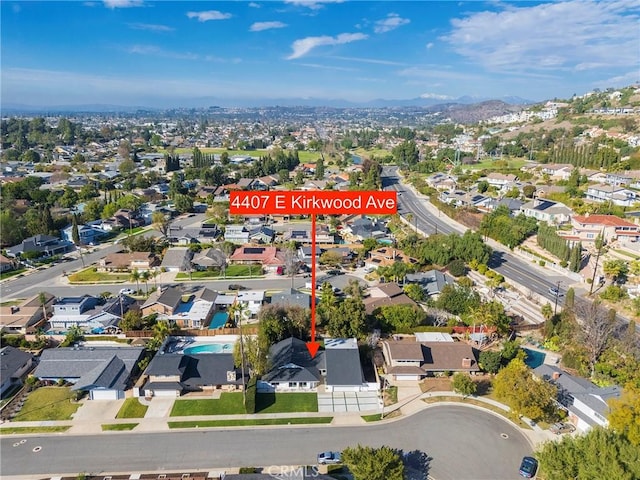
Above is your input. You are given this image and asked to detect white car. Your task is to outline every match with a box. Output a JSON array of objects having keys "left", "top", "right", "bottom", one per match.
[{"left": 119, "top": 288, "right": 134, "bottom": 295}]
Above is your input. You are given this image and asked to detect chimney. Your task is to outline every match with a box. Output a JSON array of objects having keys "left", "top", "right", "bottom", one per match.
[
  {"left": 552, "top": 371, "right": 561, "bottom": 380},
  {"left": 462, "top": 357, "right": 472, "bottom": 368},
  {"left": 226, "top": 371, "right": 237, "bottom": 382}
]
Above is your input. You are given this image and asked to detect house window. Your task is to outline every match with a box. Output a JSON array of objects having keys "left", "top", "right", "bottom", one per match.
[
  {"left": 300, "top": 382, "right": 308, "bottom": 388},
  {"left": 289, "top": 382, "right": 296, "bottom": 388}
]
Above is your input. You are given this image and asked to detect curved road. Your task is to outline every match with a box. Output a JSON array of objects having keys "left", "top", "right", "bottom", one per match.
[{"left": 1, "top": 405, "right": 531, "bottom": 480}]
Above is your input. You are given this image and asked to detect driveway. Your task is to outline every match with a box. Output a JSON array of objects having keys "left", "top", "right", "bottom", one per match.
[
  {"left": 318, "top": 391, "right": 380, "bottom": 413},
  {"left": 72, "top": 399, "right": 122, "bottom": 422}
]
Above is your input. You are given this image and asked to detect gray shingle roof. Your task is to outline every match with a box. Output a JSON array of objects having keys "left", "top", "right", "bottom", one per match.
[
  {"left": 0, "top": 346, "right": 33, "bottom": 385},
  {"left": 325, "top": 348, "right": 364, "bottom": 387},
  {"left": 262, "top": 337, "right": 324, "bottom": 383}
]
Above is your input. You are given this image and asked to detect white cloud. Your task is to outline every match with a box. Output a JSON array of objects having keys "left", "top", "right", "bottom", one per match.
[
  {"left": 284, "top": 0, "right": 344, "bottom": 10},
  {"left": 249, "top": 2, "right": 261, "bottom": 7},
  {"left": 426, "top": 42, "right": 434, "bottom": 49},
  {"left": 186, "top": 10, "right": 232, "bottom": 22},
  {"left": 250, "top": 21, "right": 288, "bottom": 32},
  {"left": 374, "top": 13, "right": 410, "bottom": 34},
  {"left": 420, "top": 93, "right": 453, "bottom": 100},
  {"left": 128, "top": 23, "right": 174, "bottom": 32},
  {"left": 103, "top": 0, "right": 143, "bottom": 8},
  {"left": 330, "top": 55, "right": 407, "bottom": 66},
  {"left": 287, "top": 33, "right": 368, "bottom": 60},
  {"left": 296, "top": 63, "right": 358, "bottom": 72},
  {"left": 126, "top": 45, "right": 198, "bottom": 61},
  {"left": 441, "top": 0, "right": 640, "bottom": 74}
]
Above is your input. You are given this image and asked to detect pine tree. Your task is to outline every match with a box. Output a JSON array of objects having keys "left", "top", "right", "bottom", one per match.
[{"left": 71, "top": 214, "right": 80, "bottom": 245}]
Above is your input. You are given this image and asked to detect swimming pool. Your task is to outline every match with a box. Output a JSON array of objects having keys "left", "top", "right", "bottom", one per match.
[
  {"left": 209, "top": 312, "right": 229, "bottom": 330},
  {"left": 183, "top": 343, "right": 234, "bottom": 355},
  {"left": 523, "top": 348, "right": 546, "bottom": 369}
]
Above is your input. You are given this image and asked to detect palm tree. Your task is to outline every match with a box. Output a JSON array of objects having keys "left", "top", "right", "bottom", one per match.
[
  {"left": 38, "top": 292, "right": 49, "bottom": 324},
  {"left": 129, "top": 269, "right": 141, "bottom": 294},
  {"left": 140, "top": 270, "right": 151, "bottom": 296},
  {"left": 228, "top": 299, "right": 250, "bottom": 408}
]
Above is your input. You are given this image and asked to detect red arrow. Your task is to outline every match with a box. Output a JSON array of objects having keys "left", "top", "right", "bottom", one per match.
[{"left": 306, "top": 213, "right": 320, "bottom": 358}]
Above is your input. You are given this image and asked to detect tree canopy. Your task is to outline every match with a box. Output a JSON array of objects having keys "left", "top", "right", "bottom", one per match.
[{"left": 341, "top": 445, "right": 404, "bottom": 480}]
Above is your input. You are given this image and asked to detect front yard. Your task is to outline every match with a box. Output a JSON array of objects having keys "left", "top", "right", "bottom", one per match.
[
  {"left": 176, "top": 264, "right": 264, "bottom": 279},
  {"left": 68, "top": 267, "right": 130, "bottom": 283},
  {"left": 116, "top": 398, "right": 148, "bottom": 418},
  {"left": 170, "top": 392, "right": 318, "bottom": 416},
  {"left": 12, "top": 387, "right": 80, "bottom": 421}
]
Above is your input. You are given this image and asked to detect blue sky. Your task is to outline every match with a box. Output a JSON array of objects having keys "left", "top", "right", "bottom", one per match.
[{"left": 2, "top": 0, "right": 639, "bottom": 107}]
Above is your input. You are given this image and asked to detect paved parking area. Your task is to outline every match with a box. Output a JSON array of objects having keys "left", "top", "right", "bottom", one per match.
[{"left": 317, "top": 391, "right": 380, "bottom": 413}]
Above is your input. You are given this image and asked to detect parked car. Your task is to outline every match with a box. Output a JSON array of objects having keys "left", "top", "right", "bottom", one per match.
[
  {"left": 548, "top": 286, "right": 563, "bottom": 296},
  {"left": 317, "top": 451, "right": 341, "bottom": 465},
  {"left": 326, "top": 269, "right": 344, "bottom": 276},
  {"left": 119, "top": 288, "right": 134, "bottom": 295},
  {"left": 228, "top": 284, "right": 247, "bottom": 291},
  {"left": 518, "top": 456, "right": 538, "bottom": 478},
  {"left": 550, "top": 422, "right": 575, "bottom": 435}
]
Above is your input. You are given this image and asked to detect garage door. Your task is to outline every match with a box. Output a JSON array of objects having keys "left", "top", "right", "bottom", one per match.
[{"left": 90, "top": 389, "right": 122, "bottom": 400}]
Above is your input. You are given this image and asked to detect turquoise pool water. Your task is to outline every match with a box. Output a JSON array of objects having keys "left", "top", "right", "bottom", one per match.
[
  {"left": 183, "top": 343, "right": 233, "bottom": 354},
  {"left": 523, "top": 348, "right": 546, "bottom": 369},
  {"left": 209, "top": 312, "right": 229, "bottom": 329}
]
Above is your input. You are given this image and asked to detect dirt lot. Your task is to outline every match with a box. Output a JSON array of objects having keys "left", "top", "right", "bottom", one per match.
[{"left": 419, "top": 377, "right": 453, "bottom": 394}]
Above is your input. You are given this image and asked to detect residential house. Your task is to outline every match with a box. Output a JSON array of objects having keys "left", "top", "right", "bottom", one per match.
[
  {"left": 34, "top": 346, "right": 145, "bottom": 400},
  {"left": 235, "top": 290, "right": 265, "bottom": 317},
  {"left": 344, "top": 216, "right": 389, "bottom": 241},
  {"left": 101, "top": 209, "right": 145, "bottom": 232},
  {"left": 229, "top": 246, "right": 284, "bottom": 273},
  {"left": 405, "top": 270, "right": 455, "bottom": 297},
  {"left": 141, "top": 349, "right": 244, "bottom": 398},
  {"left": 164, "top": 288, "right": 217, "bottom": 329},
  {"left": 323, "top": 338, "right": 376, "bottom": 392},
  {"left": 259, "top": 337, "right": 324, "bottom": 392},
  {"left": 48, "top": 294, "right": 137, "bottom": 334},
  {"left": 160, "top": 247, "right": 193, "bottom": 273},
  {"left": 533, "top": 364, "right": 621, "bottom": 432},
  {"left": 366, "top": 247, "right": 417, "bottom": 271},
  {"left": 270, "top": 288, "right": 311, "bottom": 309},
  {"left": 249, "top": 226, "right": 275, "bottom": 244},
  {"left": 586, "top": 184, "right": 638, "bottom": 207},
  {"left": 363, "top": 283, "right": 418, "bottom": 315},
  {"left": 5, "top": 234, "right": 72, "bottom": 259},
  {"left": 61, "top": 223, "right": 107, "bottom": 246},
  {"left": 98, "top": 252, "right": 159, "bottom": 272},
  {"left": 0, "top": 346, "right": 34, "bottom": 396},
  {"left": 381, "top": 339, "right": 480, "bottom": 381},
  {"left": 425, "top": 173, "right": 457, "bottom": 191},
  {"left": 481, "top": 197, "right": 524, "bottom": 215},
  {"left": 191, "top": 247, "right": 227, "bottom": 271},
  {"left": 224, "top": 225, "right": 251, "bottom": 244},
  {"left": 486, "top": 172, "right": 518, "bottom": 190},
  {"left": 439, "top": 190, "right": 491, "bottom": 209},
  {"left": 566, "top": 214, "right": 640, "bottom": 243},
  {"left": 298, "top": 245, "right": 323, "bottom": 267},
  {"left": 301, "top": 180, "right": 329, "bottom": 191},
  {"left": 0, "top": 293, "right": 55, "bottom": 334},
  {"left": 0, "top": 254, "right": 17, "bottom": 273},
  {"left": 520, "top": 198, "right": 572, "bottom": 225},
  {"left": 540, "top": 163, "right": 574, "bottom": 180},
  {"left": 141, "top": 286, "right": 183, "bottom": 317}
]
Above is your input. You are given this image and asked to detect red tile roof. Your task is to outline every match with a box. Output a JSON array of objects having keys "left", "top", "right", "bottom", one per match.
[{"left": 573, "top": 215, "right": 637, "bottom": 228}]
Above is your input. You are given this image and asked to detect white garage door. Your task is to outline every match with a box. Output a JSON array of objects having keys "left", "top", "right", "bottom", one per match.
[{"left": 90, "top": 389, "right": 122, "bottom": 400}]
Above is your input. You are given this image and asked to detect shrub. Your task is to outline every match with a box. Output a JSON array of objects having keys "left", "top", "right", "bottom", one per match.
[
  {"left": 477, "top": 264, "right": 488, "bottom": 275},
  {"left": 239, "top": 468, "right": 257, "bottom": 474},
  {"left": 447, "top": 259, "right": 467, "bottom": 277},
  {"left": 539, "top": 260, "right": 546, "bottom": 267},
  {"left": 600, "top": 285, "right": 628, "bottom": 302},
  {"left": 245, "top": 376, "right": 257, "bottom": 414}
]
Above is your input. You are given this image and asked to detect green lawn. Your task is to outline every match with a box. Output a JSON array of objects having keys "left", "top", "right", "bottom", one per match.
[
  {"left": 116, "top": 398, "right": 149, "bottom": 419},
  {"left": 176, "top": 264, "right": 263, "bottom": 279},
  {"left": 0, "top": 299, "right": 24, "bottom": 307},
  {"left": 68, "top": 267, "right": 130, "bottom": 283},
  {"left": 0, "top": 268, "right": 27, "bottom": 280},
  {"left": 12, "top": 387, "right": 80, "bottom": 421},
  {"left": 362, "top": 413, "right": 384, "bottom": 422},
  {"left": 168, "top": 417, "right": 332, "bottom": 428},
  {"left": 171, "top": 393, "right": 245, "bottom": 416},
  {"left": 351, "top": 147, "right": 392, "bottom": 160},
  {"left": 101, "top": 423, "right": 138, "bottom": 431},
  {"left": 0, "top": 426, "right": 70, "bottom": 435},
  {"left": 170, "top": 392, "right": 318, "bottom": 416}
]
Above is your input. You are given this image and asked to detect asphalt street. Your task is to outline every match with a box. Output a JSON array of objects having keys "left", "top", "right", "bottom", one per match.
[{"left": 1, "top": 405, "right": 532, "bottom": 480}]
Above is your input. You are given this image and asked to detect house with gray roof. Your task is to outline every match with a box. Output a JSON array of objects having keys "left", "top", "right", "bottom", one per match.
[
  {"left": 520, "top": 198, "right": 572, "bottom": 225},
  {"left": 270, "top": 289, "right": 312, "bottom": 309},
  {"left": 0, "top": 346, "right": 34, "bottom": 396},
  {"left": 405, "top": 270, "right": 455, "bottom": 297},
  {"left": 5, "top": 234, "right": 72, "bottom": 259},
  {"left": 259, "top": 337, "right": 325, "bottom": 392},
  {"left": 34, "top": 346, "right": 144, "bottom": 400},
  {"left": 160, "top": 247, "right": 193, "bottom": 272},
  {"left": 533, "top": 364, "right": 621, "bottom": 432},
  {"left": 324, "top": 338, "right": 375, "bottom": 392},
  {"left": 142, "top": 352, "right": 244, "bottom": 398},
  {"left": 191, "top": 247, "right": 227, "bottom": 271}
]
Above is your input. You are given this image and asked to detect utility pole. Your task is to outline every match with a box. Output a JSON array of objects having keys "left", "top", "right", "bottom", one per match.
[
  {"left": 589, "top": 230, "right": 605, "bottom": 295},
  {"left": 553, "top": 281, "right": 561, "bottom": 316}
]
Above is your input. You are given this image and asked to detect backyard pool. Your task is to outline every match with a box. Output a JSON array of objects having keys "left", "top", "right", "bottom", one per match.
[
  {"left": 183, "top": 343, "right": 234, "bottom": 355},
  {"left": 209, "top": 312, "right": 229, "bottom": 330},
  {"left": 523, "top": 348, "right": 546, "bottom": 369}
]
